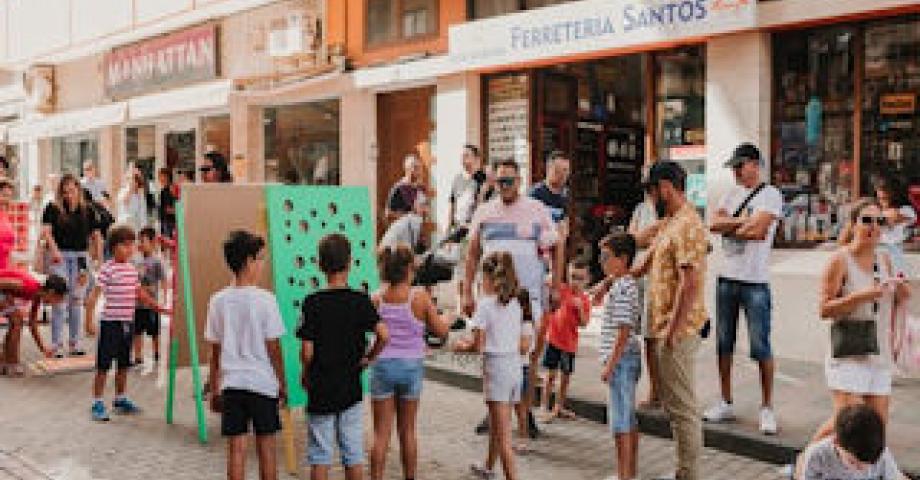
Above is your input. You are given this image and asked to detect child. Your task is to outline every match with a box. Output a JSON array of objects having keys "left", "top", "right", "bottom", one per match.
[
  {"left": 297, "top": 233, "right": 389, "bottom": 480},
  {"left": 132, "top": 227, "right": 166, "bottom": 366},
  {"left": 797, "top": 404, "right": 907, "bottom": 480},
  {"left": 0, "top": 271, "right": 68, "bottom": 375},
  {"left": 513, "top": 289, "right": 535, "bottom": 454},
  {"left": 454, "top": 251, "right": 528, "bottom": 480},
  {"left": 598, "top": 233, "right": 641, "bottom": 480},
  {"left": 205, "top": 230, "right": 287, "bottom": 480},
  {"left": 538, "top": 259, "right": 591, "bottom": 422},
  {"left": 86, "top": 225, "right": 167, "bottom": 422}
]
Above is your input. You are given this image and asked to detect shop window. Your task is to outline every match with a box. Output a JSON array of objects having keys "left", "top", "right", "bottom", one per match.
[
  {"left": 773, "top": 27, "right": 856, "bottom": 247},
  {"left": 264, "top": 100, "right": 341, "bottom": 185},
  {"left": 125, "top": 126, "right": 156, "bottom": 181},
  {"left": 52, "top": 133, "right": 99, "bottom": 177},
  {"left": 655, "top": 46, "right": 706, "bottom": 210},
  {"left": 366, "top": 0, "right": 438, "bottom": 46},
  {"left": 469, "top": 0, "right": 578, "bottom": 19}
]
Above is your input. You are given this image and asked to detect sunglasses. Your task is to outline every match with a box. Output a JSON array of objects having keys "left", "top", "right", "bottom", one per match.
[
  {"left": 859, "top": 215, "right": 887, "bottom": 227},
  {"left": 496, "top": 176, "right": 517, "bottom": 188}
]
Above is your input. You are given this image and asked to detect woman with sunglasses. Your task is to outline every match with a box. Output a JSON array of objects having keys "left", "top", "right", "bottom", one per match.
[
  {"left": 811, "top": 198, "right": 911, "bottom": 444},
  {"left": 200, "top": 151, "right": 233, "bottom": 184}
]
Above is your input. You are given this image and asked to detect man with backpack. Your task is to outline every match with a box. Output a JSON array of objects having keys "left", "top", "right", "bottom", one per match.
[{"left": 706, "top": 143, "right": 784, "bottom": 435}]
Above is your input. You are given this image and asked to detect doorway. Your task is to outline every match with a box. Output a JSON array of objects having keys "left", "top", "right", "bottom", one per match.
[{"left": 166, "top": 130, "right": 196, "bottom": 177}]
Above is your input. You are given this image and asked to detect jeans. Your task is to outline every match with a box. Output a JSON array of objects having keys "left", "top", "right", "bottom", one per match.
[
  {"left": 50, "top": 251, "right": 89, "bottom": 350},
  {"left": 608, "top": 350, "right": 641, "bottom": 434},
  {"left": 306, "top": 401, "right": 364, "bottom": 467},
  {"left": 716, "top": 277, "right": 773, "bottom": 361},
  {"left": 656, "top": 335, "right": 702, "bottom": 480}
]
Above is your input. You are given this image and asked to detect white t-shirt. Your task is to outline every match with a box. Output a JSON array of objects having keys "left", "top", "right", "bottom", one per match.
[
  {"left": 799, "top": 437, "right": 902, "bottom": 480},
  {"left": 881, "top": 205, "right": 917, "bottom": 246},
  {"left": 81, "top": 177, "right": 108, "bottom": 203},
  {"left": 205, "top": 286, "right": 286, "bottom": 398},
  {"left": 469, "top": 295, "right": 523, "bottom": 355},
  {"left": 380, "top": 213, "right": 423, "bottom": 250},
  {"left": 717, "top": 184, "right": 783, "bottom": 284}
]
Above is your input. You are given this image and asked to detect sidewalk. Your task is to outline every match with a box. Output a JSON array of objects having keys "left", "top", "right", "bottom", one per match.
[{"left": 426, "top": 329, "right": 920, "bottom": 476}]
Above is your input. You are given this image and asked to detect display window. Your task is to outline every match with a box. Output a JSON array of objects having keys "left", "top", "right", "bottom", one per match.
[
  {"left": 51, "top": 133, "right": 99, "bottom": 177},
  {"left": 263, "top": 100, "right": 341, "bottom": 185},
  {"left": 125, "top": 126, "right": 156, "bottom": 181},
  {"left": 366, "top": 0, "right": 438, "bottom": 46}
]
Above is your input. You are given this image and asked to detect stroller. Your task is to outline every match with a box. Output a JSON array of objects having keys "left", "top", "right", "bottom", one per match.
[{"left": 413, "top": 227, "right": 469, "bottom": 347}]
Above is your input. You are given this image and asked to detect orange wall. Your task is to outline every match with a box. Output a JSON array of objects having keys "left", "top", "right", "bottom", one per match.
[{"left": 327, "top": 0, "right": 466, "bottom": 68}]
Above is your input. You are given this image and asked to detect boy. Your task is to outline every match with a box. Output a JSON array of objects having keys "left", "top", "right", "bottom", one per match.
[
  {"left": 538, "top": 259, "right": 591, "bottom": 422},
  {"left": 598, "top": 233, "right": 641, "bottom": 480},
  {"left": 205, "top": 230, "right": 286, "bottom": 480},
  {"left": 86, "top": 225, "right": 167, "bottom": 422},
  {"left": 0, "top": 271, "right": 68, "bottom": 374},
  {"left": 797, "top": 404, "right": 907, "bottom": 480},
  {"left": 133, "top": 227, "right": 166, "bottom": 366},
  {"left": 298, "top": 233, "right": 389, "bottom": 480}
]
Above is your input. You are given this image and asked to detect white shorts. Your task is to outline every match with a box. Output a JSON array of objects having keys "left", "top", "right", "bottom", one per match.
[
  {"left": 483, "top": 353, "right": 522, "bottom": 403},
  {"left": 825, "top": 357, "right": 892, "bottom": 396}
]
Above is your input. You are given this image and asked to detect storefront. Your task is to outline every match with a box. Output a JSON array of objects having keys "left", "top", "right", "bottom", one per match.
[
  {"left": 263, "top": 99, "right": 341, "bottom": 185},
  {"left": 771, "top": 14, "right": 920, "bottom": 251},
  {"left": 51, "top": 132, "right": 99, "bottom": 176}
]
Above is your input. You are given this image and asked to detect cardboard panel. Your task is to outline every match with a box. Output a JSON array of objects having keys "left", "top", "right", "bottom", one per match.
[
  {"left": 265, "top": 186, "right": 379, "bottom": 407},
  {"left": 174, "top": 184, "right": 274, "bottom": 366}
]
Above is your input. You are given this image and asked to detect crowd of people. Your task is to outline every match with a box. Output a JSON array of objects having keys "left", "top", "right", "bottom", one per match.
[{"left": 0, "top": 138, "right": 916, "bottom": 480}]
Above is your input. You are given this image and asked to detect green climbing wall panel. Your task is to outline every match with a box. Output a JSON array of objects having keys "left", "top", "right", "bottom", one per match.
[{"left": 265, "top": 185, "right": 379, "bottom": 408}]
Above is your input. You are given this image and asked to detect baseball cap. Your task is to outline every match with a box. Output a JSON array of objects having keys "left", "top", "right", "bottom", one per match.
[
  {"left": 647, "top": 161, "right": 687, "bottom": 188},
  {"left": 724, "top": 143, "right": 762, "bottom": 168}
]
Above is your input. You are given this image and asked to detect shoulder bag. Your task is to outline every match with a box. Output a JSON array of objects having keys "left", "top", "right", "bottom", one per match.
[{"left": 830, "top": 258, "right": 881, "bottom": 359}]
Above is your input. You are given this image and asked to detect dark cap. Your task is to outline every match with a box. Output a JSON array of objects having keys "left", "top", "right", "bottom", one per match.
[
  {"left": 724, "top": 143, "right": 762, "bottom": 168},
  {"left": 647, "top": 161, "right": 687, "bottom": 189}
]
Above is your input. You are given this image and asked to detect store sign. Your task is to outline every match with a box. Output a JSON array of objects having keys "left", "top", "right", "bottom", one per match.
[
  {"left": 104, "top": 24, "right": 218, "bottom": 99},
  {"left": 487, "top": 75, "right": 530, "bottom": 169},
  {"left": 450, "top": 0, "right": 756, "bottom": 70},
  {"left": 880, "top": 93, "right": 916, "bottom": 115}
]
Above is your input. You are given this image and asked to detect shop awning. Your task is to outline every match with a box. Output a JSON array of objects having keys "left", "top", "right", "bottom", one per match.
[
  {"left": 7, "top": 102, "right": 127, "bottom": 142},
  {"left": 353, "top": 56, "right": 456, "bottom": 90},
  {"left": 127, "top": 79, "right": 232, "bottom": 121}
]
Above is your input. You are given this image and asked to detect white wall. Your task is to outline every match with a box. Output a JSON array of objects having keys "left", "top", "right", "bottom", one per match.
[
  {"left": 71, "top": 0, "right": 132, "bottom": 44},
  {"left": 340, "top": 90, "right": 378, "bottom": 221},
  {"left": 135, "top": 0, "right": 193, "bottom": 25},
  {"left": 7, "top": 0, "right": 71, "bottom": 62},
  {"left": 434, "top": 73, "right": 481, "bottom": 236}
]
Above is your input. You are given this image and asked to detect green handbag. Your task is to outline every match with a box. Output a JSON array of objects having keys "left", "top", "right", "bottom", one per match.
[{"left": 831, "top": 320, "right": 879, "bottom": 359}]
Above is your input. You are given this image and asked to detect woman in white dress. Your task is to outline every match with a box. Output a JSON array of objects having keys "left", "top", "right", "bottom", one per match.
[
  {"left": 117, "top": 172, "right": 148, "bottom": 232},
  {"left": 812, "top": 198, "right": 911, "bottom": 442}
]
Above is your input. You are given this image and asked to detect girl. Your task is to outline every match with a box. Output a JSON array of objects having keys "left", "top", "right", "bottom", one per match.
[
  {"left": 369, "top": 244, "right": 450, "bottom": 480},
  {"left": 874, "top": 175, "right": 917, "bottom": 277},
  {"left": 454, "top": 251, "right": 529, "bottom": 480},
  {"left": 812, "top": 198, "right": 911, "bottom": 443}
]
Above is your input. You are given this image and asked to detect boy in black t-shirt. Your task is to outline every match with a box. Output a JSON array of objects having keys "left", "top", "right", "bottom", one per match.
[{"left": 297, "top": 233, "right": 389, "bottom": 480}]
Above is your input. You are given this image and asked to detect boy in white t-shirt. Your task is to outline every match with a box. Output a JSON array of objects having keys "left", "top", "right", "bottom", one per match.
[
  {"left": 707, "top": 143, "right": 784, "bottom": 435},
  {"left": 205, "top": 230, "right": 287, "bottom": 480}
]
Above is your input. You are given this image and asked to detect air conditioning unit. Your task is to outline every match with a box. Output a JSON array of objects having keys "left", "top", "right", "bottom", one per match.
[{"left": 268, "top": 11, "right": 316, "bottom": 58}]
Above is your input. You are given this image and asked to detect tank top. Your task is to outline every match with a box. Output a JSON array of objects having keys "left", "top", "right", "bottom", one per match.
[
  {"left": 377, "top": 288, "right": 426, "bottom": 359},
  {"left": 839, "top": 252, "right": 893, "bottom": 365}
]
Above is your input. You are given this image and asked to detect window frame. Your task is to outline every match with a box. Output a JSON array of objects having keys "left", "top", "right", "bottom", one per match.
[{"left": 364, "top": 0, "right": 441, "bottom": 50}]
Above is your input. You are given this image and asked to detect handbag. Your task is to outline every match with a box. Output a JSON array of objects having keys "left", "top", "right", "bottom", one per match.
[{"left": 831, "top": 320, "right": 879, "bottom": 358}]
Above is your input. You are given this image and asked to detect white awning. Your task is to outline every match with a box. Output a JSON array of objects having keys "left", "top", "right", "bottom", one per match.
[
  {"left": 7, "top": 102, "right": 127, "bottom": 142},
  {"left": 353, "top": 56, "right": 455, "bottom": 91},
  {"left": 127, "top": 79, "right": 232, "bottom": 121}
]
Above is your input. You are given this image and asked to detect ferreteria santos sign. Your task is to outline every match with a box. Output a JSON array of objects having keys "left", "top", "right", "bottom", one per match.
[
  {"left": 104, "top": 23, "right": 218, "bottom": 99},
  {"left": 449, "top": 0, "right": 755, "bottom": 69}
]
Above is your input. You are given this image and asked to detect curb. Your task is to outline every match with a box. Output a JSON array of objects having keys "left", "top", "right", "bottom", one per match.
[{"left": 425, "top": 364, "right": 920, "bottom": 479}]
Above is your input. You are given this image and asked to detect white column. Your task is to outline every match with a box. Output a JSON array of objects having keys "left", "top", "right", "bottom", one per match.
[
  {"left": 705, "top": 31, "right": 772, "bottom": 218},
  {"left": 434, "top": 73, "right": 481, "bottom": 236},
  {"left": 340, "top": 90, "right": 378, "bottom": 218}
]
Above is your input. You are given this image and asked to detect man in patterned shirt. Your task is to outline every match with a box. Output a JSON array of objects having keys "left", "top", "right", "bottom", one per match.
[{"left": 634, "top": 161, "right": 708, "bottom": 480}]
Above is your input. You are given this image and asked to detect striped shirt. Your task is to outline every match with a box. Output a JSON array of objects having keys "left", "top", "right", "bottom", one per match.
[
  {"left": 97, "top": 260, "right": 139, "bottom": 322},
  {"left": 599, "top": 275, "right": 641, "bottom": 364}
]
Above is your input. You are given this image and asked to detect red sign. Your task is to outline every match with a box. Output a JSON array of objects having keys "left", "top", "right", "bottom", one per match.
[{"left": 104, "top": 23, "right": 218, "bottom": 99}]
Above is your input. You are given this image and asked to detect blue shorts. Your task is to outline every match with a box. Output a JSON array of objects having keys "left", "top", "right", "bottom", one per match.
[
  {"left": 716, "top": 277, "right": 773, "bottom": 361},
  {"left": 542, "top": 343, "right": 575, "bottom": 375},
  {"left": 607, "top": 350, "right": 641, "bottom": 434},
  {"left": 370, "top": 358, "right": 424, "bottom": 400},
  {"left": 306, "top": 402, "right": 364, "bottom": 467}
]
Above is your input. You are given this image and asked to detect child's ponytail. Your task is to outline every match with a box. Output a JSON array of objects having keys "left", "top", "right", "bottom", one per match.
[{"left": 481, "top": 251, "right": 519, "bottom": 305}]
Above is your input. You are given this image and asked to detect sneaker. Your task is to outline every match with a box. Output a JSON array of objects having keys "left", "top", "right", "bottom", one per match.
[
  {"left": 527, "top": 410, "right": 541, "bottom": 439},
  {"left": 702, "top": 400, "right": 736, "bottom": 423},
  {"left": 760, "top": 407, "right": 778, "bottom": 435},
  {"left": 91, "top": 401, "right": 110, "bottom": 422},
  {"left": 53, "top": 348, "right": 64, "bottom": 359},
  {"left": 469, "top": 462, "right": 496, "bottom": 479},
  {"left": 112, "top": 397, "right": 142, "bottom": 415},
  {"left": 69, "top": 348, "right": 86, "bottom": 357},
  {"left": 474, "top": 416, "right": 489, "bottom": 435}
]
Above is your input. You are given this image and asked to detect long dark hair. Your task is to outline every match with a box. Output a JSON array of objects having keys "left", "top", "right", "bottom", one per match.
[
  {"left": 873, "top": 174, "right": 910, "bottom": 208},
  {"left": 205, "top": 152, "right": 233, "bottom": 183}
]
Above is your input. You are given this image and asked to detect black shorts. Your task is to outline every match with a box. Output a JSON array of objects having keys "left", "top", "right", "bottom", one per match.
[
  {"left": 221, "top": 389, "right": 281, "bottom": 437},
  {"left": 97, "top": 321, "right": 133, "bottom": 372},
  {"left": 133, "top": 309, "right": 160, "bottom": 337},
  {"left": 542, "top": 343, "right": 575, "bottom": 375}
]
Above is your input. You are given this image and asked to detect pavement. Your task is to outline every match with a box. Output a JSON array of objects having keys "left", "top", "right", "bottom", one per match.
[{"left": 0, "top": 331, "right": 783, "bottom": 480}]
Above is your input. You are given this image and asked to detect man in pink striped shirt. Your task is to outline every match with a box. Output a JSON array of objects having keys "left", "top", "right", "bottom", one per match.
[{"left": 86, "top": 225, "right": 168, "bottom": 422}]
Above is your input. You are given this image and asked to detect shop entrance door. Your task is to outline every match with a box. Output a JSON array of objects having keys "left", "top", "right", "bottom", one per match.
[
  {"left": 376, "top": 86, "right": 434, "bottom": 233},
  {"left": 165, "top": 130, "right": 196, "bottom": 176}
]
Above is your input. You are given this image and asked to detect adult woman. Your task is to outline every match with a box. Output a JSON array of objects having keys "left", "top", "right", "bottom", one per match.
[
  {"left": 117, "top": 172, "right": 148, "bottom": 232},
  {"left": 874, "top": 176, "right": 917, "bottom": 276},
  {"left": 200, "top": 151, "right": 233, "bottom": 183},
  {"left": 158, "top": 168, "right": 177, "bottom": 238},
  {"left": 813, "top": 199, "right": 911, "bottom": 442},
  {"left": 369, "top": 245, "right": 449, "bottom": 480},
  {"left": 41, "top": 174, "right": 102, "bottom": 357}
]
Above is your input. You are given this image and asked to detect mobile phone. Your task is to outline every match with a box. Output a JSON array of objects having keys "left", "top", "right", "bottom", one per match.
[{"left": 77, "top": 257, "right": 88, "bottom": 271}]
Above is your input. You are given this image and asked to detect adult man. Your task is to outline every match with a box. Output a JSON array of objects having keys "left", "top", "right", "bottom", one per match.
[
  {"left": 385, "top": 154, "right": 426, "bottom": 224},
  {"left": 706, "top": 143, "right": 783, "bottom": 435},
  {"left": 447, "top": 145, "right": 485, "bottom": 238},
  {"left": 529, "top": 151, "right": 571, "bottom": 280},
  {"left": 635, "top": 161, "right": 708, "bottom": 480},
  {"left": 80, "top": 161, "right": 109, "bottom": 206},
  {"left": 463, "top": 159, "right": 560, "bottom": 439}
]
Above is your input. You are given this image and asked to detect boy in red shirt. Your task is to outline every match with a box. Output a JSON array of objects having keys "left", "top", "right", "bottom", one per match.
[
  {"left": 0, "top": 270, "right": 68, "bottom": 375},
  {"left": 538, "top": 259, "right": 591, "bottom": 421}
]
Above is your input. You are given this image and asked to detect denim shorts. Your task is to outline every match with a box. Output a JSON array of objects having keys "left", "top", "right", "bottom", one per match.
[
  {"left": 716, "top": 277, "right": 773, "bottom": 361},
  {"left": 607, "top": 350, "right": 641, "bottom": 434},
  {"left": 306, "top": 401, "right": 364, "bottom": 466},
  {"left": 370, "top": 358, "right": 424, "bottom": 400}
]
